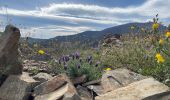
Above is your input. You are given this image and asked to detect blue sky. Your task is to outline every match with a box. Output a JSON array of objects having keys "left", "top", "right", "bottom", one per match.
[{"left": 0, "top": 0, "right": 170, "bottom": 39}]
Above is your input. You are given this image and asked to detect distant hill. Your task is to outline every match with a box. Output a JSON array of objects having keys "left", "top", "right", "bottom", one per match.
[{"left": 26, "top": 22, "right": 167, "bottom": 47}]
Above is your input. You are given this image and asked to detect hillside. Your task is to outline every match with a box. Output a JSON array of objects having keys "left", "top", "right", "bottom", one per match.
[{"left": 26, "top": 22, "right": 167, "bottom": 47}]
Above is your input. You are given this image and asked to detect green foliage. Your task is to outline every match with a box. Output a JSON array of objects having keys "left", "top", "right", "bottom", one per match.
[{"left": 67, "top": 60, "right": 102, "bottom": 81}]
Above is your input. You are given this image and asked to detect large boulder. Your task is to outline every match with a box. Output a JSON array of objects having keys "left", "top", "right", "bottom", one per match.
[
  {"left": 143, "top": 91, "right": 170, "bottom": 100},
  {"left": 0, "top": 72, "right": 38, "bottom": 100},
  {"left": 0, "top": 25, "right": 23, "bottom": 75},
  {"left": 33, "top": 73, "right": 81, "bottom": 100},
  {"left": 95, "top": 78, "right": 169, "bottom": 100},
  {"left": 101, "top": 68, "right": 147, "bottom": 93}
]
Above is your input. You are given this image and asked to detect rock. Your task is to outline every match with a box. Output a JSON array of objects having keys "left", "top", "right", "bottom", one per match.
[
  {"left": 0, "top": 25, "right": 23, "bottom": 75},
  {"left": 36, "top": 84, "right": 80, "bottom": 100},
  {"left": 23, "top": 60, "right": 52, "bottom": 75},
  {"left": 87, "top": 85, "right": 104, "bottom": 96},
  {"left": 0, "top": 72, "right": 38, "bottom": 100},
  {"left": 34, "top": 73, "right": 81, "bottom": 100},
  {"left": 101, "top": 68, "right": 147, "bottom": 93},
  {"left": 33, "top": 74, "right": 68, "bottom": 95},
  {"left": 77, "top": 85, "right": 92, "bottom": 100},
  {"left": 142, "top": 91, "right": 170, "bottom": 100},
  {"left": 82, "top": 79, "right": 101, "bottom": 86},
  {"left": 72, "top": 75, "right": 87, "bottom": 85},
  {"left": 95, "top": 78, "right": 170, "bottom": 100},
  {"left": 33, "top": 72, "right": 53, "bottom": 83}
]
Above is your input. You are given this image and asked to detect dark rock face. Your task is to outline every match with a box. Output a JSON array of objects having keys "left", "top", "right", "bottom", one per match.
[{"left": 0, "top": 25, "right": 23, "bottom": 75}]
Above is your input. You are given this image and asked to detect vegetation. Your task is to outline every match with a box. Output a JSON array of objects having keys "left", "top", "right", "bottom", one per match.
[{"left": 16, "top": 14, "right": 170, "bottom": 86}]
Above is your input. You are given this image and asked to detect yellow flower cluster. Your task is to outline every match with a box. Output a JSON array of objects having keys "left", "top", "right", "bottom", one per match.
[
  {"left": 38, "top": 50, "right": 45, "bottom": 55},
  {"left": 159, "top": 39, "right": 164, "bottom": 45},
  {"left": 165, "top": 31, "right": 170, "bottom": 38},
  {"left": 106, "top": 68, "right": 111, "bottom": 71},
  {"left": 152, "top": 23, "right": 159, "bottom": 30},
  {"left": 155, "top": 53, "right": 165, "bottom": 63}
]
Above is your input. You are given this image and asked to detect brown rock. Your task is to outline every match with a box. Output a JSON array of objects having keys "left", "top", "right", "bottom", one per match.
[
  {"left": 82, "top": 79, "right": 101, "bottom": 87},
  {"left": 101, "top": 68, "right": 147, "bottom": 93},
  {"left": 33, "top": 72, "right": 53, "bottom": 83},
  {"left": 0, "top": 72, "right": 38, "bottom": 100},
  {"left": 34, "top": 74, "right": 81, "bottom": 100},
  {"left": 96, "top": 78, "right": 170, "bottom": 100},
  {"left": 0, "top": 25, "right": 23, "bottom": 75},
  {"left": 72, "top": 75, "right": 87, "bottom": 85},
  {"left": 87, "top": 85, "right": 104, "bottom": 96},
  {"left": 33, "top": 74, "right": 68, "bottom": 95},
  {"left": 77, "top": 85, "right": 92, "bottom": 100},
  {"left": 142, "top": 91, "right": 170, "bottom": 100}
]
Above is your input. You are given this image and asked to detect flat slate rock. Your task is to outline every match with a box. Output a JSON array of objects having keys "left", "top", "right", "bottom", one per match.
[{"left": 96, "top": 78, "right": 170, "bottom": 100}]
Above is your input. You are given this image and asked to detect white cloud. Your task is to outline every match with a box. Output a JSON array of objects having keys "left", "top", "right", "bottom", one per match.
[{"left": 20, "top": 25, "right": 96, "bottom": 39}]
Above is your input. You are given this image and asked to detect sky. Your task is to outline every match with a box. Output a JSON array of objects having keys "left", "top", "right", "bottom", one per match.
[{"left": 0, "top": 0, "right": 170, "bottom": 39}]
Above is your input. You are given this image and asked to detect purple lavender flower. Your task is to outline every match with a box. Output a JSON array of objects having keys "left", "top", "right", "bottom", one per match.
[
  {"left": 95, "top": 61, "right": 100, "bottom": 67},
  {"left": 89, "top": 60, "right": 93, "bottom": 65},
  {"left": 79, "top": 58, "right": 82, "bottom": 63},
  {"left": 86, "top": 56, "right": 92, "bottom": 62},
  {"left": 71, "top": 53, "right": 75, "bottom": 60},
  {"left": 58, "top": 59, "right": 61, "bottom": 64},
  {"left": 65, "top": 55, "right": 70, "bottom": 62},
  {"left": 64, "top": 63, "right": 68, "bottom": 70},
  {"left": 77, "top": 63, "right": 81, "bottom": 69},
  {"left": 75, "top": 51, "right": 80, "bottom": 59}
]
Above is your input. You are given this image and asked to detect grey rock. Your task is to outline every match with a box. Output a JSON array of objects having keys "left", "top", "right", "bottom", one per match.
[
  {"left": 0, "top": 25, "right": 23, "bottom": 75},
  {"left": 87, "top": 85, "right": 104, "bottom": 96},
  {"left": 33, "top": 72, "right": 53, "bottom": 83},
  {"left": 0, "top": 72, "right": 38, "bottom": 100},
  {"left": 82, "top": 79, "right": 101, "bottom": 87},
  {"left": 96, "top": 78, "right": 170, "bottom": 100},
  {"left": 101, "top": 68, "right": 147, "bottom": 93},
  {"left": 77, "top": 85, "right": 92, "bottom": 100}
]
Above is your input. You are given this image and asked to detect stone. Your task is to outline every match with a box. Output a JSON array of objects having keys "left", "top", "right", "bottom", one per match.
[
  {"left": 0, "top": 72, "right": 38, "bottom": 100},
  {"left": 71, "top": 75, "right": 87, "bottom": 85},
  {"left": 143, "top": 91, "right": 170, "bottom": 100},
  {"left": 33, "top": 74, "right": 68, "bottom": 96},
  {"left": 82, "top": 79, "right": 101, "bottom": 87},
  {"left": 101, "top": 68, "right": 147, "bottom": 93},
  {"left": 77, "top": 85, "right": 92, "bottom": 100},
  {"left": 95, "top": 78, "right": 170, "bottom": 100},
  {"left": 33, "top": 72, "right": 53, "bottom": 83},
  {"left": 34, "top": 74, "right": 80, "bottom": 100},
  {"left": 87, "top": 85, "right": 104, "bottom": 96},
  {"left": 0, "top": 25, "right": 23, "bottom": 75},
  {"left": 23, "top": 60, "right": 52, "bottom": 75}
]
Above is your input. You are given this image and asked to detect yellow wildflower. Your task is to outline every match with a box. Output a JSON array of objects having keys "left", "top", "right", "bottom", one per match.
[
  {"left": 165, "top": 31, "right": 170, "bottom": 38},
  {"left": 141, "top": 28, "right": 145, "bottom": 32},
  {"left": 152, "top": 23, "right": 159, "bottom": 30},
  {"left": 106, "top": 68, "right": 111, "bottom": 71},
  {"left": 38, "top": 50, "right": 45, "bottom": 55},
  {"left": 130, "top": 26, "right": 135, "bottom": 30},
  {"left": 159, "top": 39, "right": 164, "bottom": 45},
  {"left": 155, "top": 53, "right": 165, "bottom": 63}
]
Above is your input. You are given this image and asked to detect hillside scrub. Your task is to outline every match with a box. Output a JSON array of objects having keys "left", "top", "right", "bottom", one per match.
[{"left": 101, "top": 15, "right": 170, "bottom": 86}]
